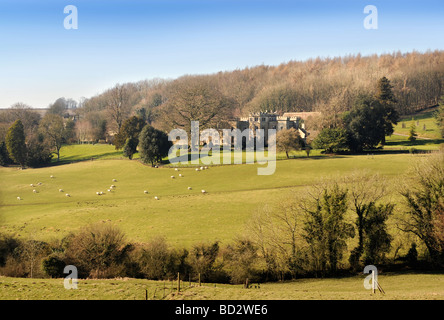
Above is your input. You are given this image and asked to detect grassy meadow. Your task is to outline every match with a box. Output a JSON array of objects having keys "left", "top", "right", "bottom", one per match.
[{"left": 0, "top": 147, "right": 421, "bottom": 247}]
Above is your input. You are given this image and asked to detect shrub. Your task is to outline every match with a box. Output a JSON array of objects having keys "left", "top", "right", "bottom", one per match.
[
  {"left": 223, "top": 237, "right": 259, "bottom": 284},
  {"left": 64, "top": 223, "right": 130, "bottom": 278},
  {"left": 42, "top": 254, "right": 66, "bottom": 278},
  {"left": 187, "top": 242, "right": 220, "bottom": 282}
]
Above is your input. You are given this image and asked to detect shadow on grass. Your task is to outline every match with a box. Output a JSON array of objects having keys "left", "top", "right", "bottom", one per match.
[{"left": 385, "top": 138, "right": 444, "bottom": 148}]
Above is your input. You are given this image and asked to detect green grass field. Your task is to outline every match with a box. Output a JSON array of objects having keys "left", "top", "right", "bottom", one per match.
[
  {"left": 0, "top": 150, "right": 421, "bottom": 247},
  {"left": 1, "top": 272, "right": 443, "bottom": 300},
  {"left": 391, "top": 107, "right": 441, "bottom": 139}
]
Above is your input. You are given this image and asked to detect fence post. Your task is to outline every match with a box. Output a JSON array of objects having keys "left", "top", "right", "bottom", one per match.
[
  {"left": 177, "top": 272, "right": 180, "bottom": 293},
  {"left": 199, "top": 273, "right": 201, "bottom": 287}
]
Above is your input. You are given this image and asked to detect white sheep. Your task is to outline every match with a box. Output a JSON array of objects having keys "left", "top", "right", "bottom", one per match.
[
  {"left": 205, "top": 166, "right": 208, "bottom": 169},
  {"left": 100, "top": 191, "right": 104, "bottom": 195},
  {"left": 144, "top": 190, "right": 149, "bottom": 194},
  {"left": 50, "top": 175, "right": 54, "bottom": 178},
  {"left": 17, "top": 196, "right": 22, "bottom": 200},
  {"left": 171, "top": 175, "right": 175, "bottom": 179},
  {"left": 59, "top": 189, "right": 63, "bottom": 192},
  {"left": 30, "top": 184, "right": 34, "bottom": 187},
  {"left": 175, "top": 168, "right": 179, "bottom": 171},
  {"left": 195, "top": 168, "right": 200, "bottom": 171},
  {"left": 37, "top": 182, "right": 42, "bottom": 185},
  {"left": 107, "top": 189, "right": 111, "bottom": 192},
  {"left": 154, "top": 196, "right": 159, "bottom": 200},
  {"left": 65, "top": 193, "right": 70, "bottom": 197},
  {"left": 201, "top": 190, "right": 207, "bottom": 194},
  {"left": 112, "top": 179, "right": 117, "bottom": 182},
  {"left": 200, "top": 167, "right": 204, "bottom": 170},
  {"left": 33, "top": 189, "right": 37, "bottom": 193},
  {"left": 188, "top": 187, "right": 192, "bottom": 190},
  {"left": 96, "top": 192, "right": 100, "bottom": 195},
  {"left": 179, "top": 174, "right": 183, "bottom": 177}
]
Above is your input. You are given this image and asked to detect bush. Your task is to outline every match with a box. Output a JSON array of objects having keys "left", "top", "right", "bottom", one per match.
[
  {"left": 187, "top": 242, "right": 220, "bottom": 282},
  {"left": 223, "top": 237, "right": 259, "bottom": 284},
  {"left": 42, "top": 254, "right": 66, "bottom": 278},
  {"left": 64, "top": 223, "right": 130, "bottom": 278},
  {"left": 312, "top": 128, "right": 348, "bottom": 154}
]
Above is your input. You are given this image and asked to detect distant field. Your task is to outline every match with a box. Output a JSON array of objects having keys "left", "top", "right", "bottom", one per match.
[
  {"left": 392, "top": 107, "right": 441, "bottom": 139},
  {"left": 1, "top": 272, "right": 443, "bottom": 300}
]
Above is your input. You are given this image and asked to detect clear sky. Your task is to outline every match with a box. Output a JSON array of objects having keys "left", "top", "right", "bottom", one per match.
[{"left": 0, "top": 0, "right": 443, "bottom": 108}]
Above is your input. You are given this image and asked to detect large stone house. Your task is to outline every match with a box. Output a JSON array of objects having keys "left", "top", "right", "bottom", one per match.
[{"left": 205, "top": 111, "right": 320, "bottom": 146}]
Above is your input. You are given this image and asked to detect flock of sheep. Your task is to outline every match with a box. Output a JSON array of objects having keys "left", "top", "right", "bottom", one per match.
[{"left": 16, "top": 166, "right": 209, "bottom": 201}]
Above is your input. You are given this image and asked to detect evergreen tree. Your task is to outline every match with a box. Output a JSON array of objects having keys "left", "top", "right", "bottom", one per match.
[
  {"left": 408, "top": 123, "right": 417, "bottom": 142},
  {"left": 5, "top": 120, "right": 27, "bottom": 168},
  {"left": 375, "top": 77, "right": 399, "bottom": 144},
  {"left": 138, "top": 126, "right": 171, "bottom": 166},
  {"left": 122, "top": 137, "right": 138, "bottom": 160},
  {"left": 302, "top": 183, "right": 355, "bottom": 275},
  {"left": 114, "top": 116, "right": 146, "bottom": 150}
]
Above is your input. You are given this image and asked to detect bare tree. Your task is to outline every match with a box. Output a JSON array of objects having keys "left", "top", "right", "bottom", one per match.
[
  {"left": 160, "top": 77, "right": 234, "bottom": 136},
  {"left": 105, "top": 84, "right": 133, "bottom": 131},
  {"left": 39, "top": 114, "right": 66, "bottom": 161}
]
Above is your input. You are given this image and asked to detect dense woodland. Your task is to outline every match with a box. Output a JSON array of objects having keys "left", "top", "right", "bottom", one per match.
[{"left": 77, "top": 50, "right": 444, "bottom": 134}]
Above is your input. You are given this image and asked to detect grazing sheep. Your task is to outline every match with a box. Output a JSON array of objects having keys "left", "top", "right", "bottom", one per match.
[
  {"left": 30, "top": 184, "right": 34, "bottom": 187},
  {"left": 96, "top": 192, "right": 100, "bottom": 195},
  {"left": 188, "top": 187, "right": 192, "bottom": 190},
  {"left": 200, "top": 167, "right": 204, "bottom": 170},
  {"left": 175, "top": 168, "right": 179, "bottom": 171},
  {"left": 100, "top": 192, "right": 104, "bottom": 195},
  {"left": 112, "top": 179, "right": 117, "bottom": 182},
  {"left": 17, "top": 196, "right": 22, "bottom": 200},
  {"left": 107, "top": 189, "right": 111, "bottom": 192},
  {"left": 205, "top": 166, "right": 208, "bottom": 169},
  {"left": 65, "top": 194, "right": 70, "bottom": 197},
  {"left": 195, "top": 168, "right": 200, "bottom": 171},
  {"left": 171, "top": 176, "right": 175, "bottom": 179},
  {"left": 37, "top": 182, "right": 42, "bottom": 185},
  {"left": 50, "top": 175, "right": 54, "bottom": 178},
  {"left": 201, "top": 190, "right": 206, "bottom": 194},
  {"left": 33, "top": 189, "right": 37, "bottom": 193},
  {"left": 155, "top": 165, "right": 158, "bottom": 168},
  {"left": 179, "top": 174, "right": 183, "bottom": 177},
  {"left": 144, "top": 190, "right": 149, "bottom": 194},
  {"left": 154, "top": 196, "right": 159, "bottom": 200},
  {"left": 59, "top": 189, "right": 63, "bottom": 192}
]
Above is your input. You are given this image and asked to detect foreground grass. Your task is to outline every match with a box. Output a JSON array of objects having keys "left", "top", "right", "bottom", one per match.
[{"left": 1, "top": 273, "right": 443, "bottom": 300}]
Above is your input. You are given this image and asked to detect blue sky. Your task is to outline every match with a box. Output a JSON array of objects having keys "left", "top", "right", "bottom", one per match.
[{"left": 0, "top": 0, "right": 443, "bottom": 108}]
